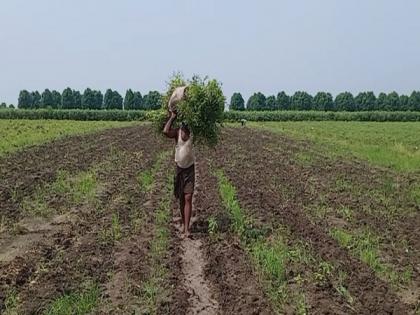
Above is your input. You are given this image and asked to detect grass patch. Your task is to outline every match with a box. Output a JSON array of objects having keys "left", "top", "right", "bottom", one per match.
[
  {"left": 251, "top": 121, "right": 420, "bottom": 172},
  {"left": 138, "top": 170, "right": 154, "bottom": 192},
  {"left": 0, "top": 119, "right": 137, "bottom": 157},
  {"left": 2, "top": 289, "right": 19, "bottom": 315},
  {"left": 329, "top": 227, "right": 408, "bottom": 285},
  {"left": 43, "top": 283, "right": 100, "bottom": 315},
  {"left": 216, "top": 169, "right": 312, "bottom": 313},
  {"left": 22, "top": 169, "right": 99, "bottom": 218}
]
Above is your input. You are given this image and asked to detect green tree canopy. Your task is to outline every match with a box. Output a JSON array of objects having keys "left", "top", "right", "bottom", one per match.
[
  {"left": 0, "top": 102, "right": 6, "bottom": 108},
  {"left": 30, "top": 91, "right": 41, "bottom": 109},
  {"left": 104, "top": 89, "right": 123, "bottom": 109},
  {"left": 355, "top": 92, "right": 376, "bottom": 111},
  {"left": 124, "top": 89, "right": 135, "bottom": 110},
  {"left": 143, "top": 91, "right": 162, "bottom": 110},
  {"left": 291, "top": 91, "right": 312, "bottom": 110},
  {"left": 18, "top": 90, "right": 32, "bottom": 109},
  {"left": 41, "top": 89, "right": 54, "bottom": 108},
  {"left": 385, "top": 92, "right": 400, "bottom": 111},
  {"left": 313, "top": 92, "right": 334, "bottom": 111},
  {"left": 62, "top": 88, "right": 74, "bottom": 109},
  {"left": 246, "top": 92, "right": 266, "bottom": 110},
  {"left": 276, "top": 91, "right": 290, "bottom": 110},
  {"left": 265, "top": 95, "right": 277, "bottom": 110},
  {"left": 335, "top": 92, "right": 355, "bottom": 111},
  {"left": 229, "top": 92, "right": 245, "bottom": 111},
  {"left": 376, "top": 92, "right": 387, "bottom": 111},
  {"left": 408, "top": 91, "right": 420, "bottom": 111},
  {"left": 133, "top": 91, "right": 143, "bottom": 110},
  {"left": 82, "top": 88, "right": 95, "bottom": 109},
  {"left": 51, "top": 90, "right": 61, "bottom": 109}
]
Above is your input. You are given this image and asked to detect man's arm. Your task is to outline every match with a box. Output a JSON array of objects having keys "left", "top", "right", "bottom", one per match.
[{"left": 163, "top": 111, "right": 178, "bottom": 139}]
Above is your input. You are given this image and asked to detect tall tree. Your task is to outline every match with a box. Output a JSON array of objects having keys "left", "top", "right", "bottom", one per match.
[
  {"left": 313, "top": 92, "right": 334, "bottom": 111},
  {"left": 408, "top": 91, "right": 420, "bottom": 111},
  {"left": 229, "top": 92, "right": 245, "bottom": 111},
  {"left": 246, "top": 92, "right": 266, "bottom": 110},
  {"left": 124, "top": 89, "right": 135, "bottom": 110},
  {"left": 276, "top": 91, "right": 290, "bottom": 110},
  {"left": 400, "top": 94, "right": 410, "bottom": 111},
  {"left": 376, "top": 92, "right": 387, "bottom": 111},
  {"left": 93, "top": 90, "right": 103, "bottom": 109},
  {"left": 385, "top": 91, "right": 400, "bottom": 111},
  {"left": 143, "top": 91, "right": 162, "bottom": 110},
  {"left": 30, "top": 91, "right": 41, "bottom": 109},
  {"left": 72, "top": 90, "right": 82, "bottom": 109},
  {"left": 355, "top": 92, "right": 376, "bottom": 111},
  {"left": 0, "top": 102, "right": 6, "bottom": 108},
  {"left": 104, "top": 89, "right": 113, "bottom": 109},
  {"left": 41, "top": 89, "right": 54, "bottom": 108},
  {"left": 104, "top": 89, "right": 123, "bottom": 109},
  {"left": 133, "top": 91, "right": 143, "bottom": 110},
  {"left": 9, "top": 104, "right": 15, "bottom": 109},
  {"left": 18, "top": 90, "right": 32, "bottom": 109},
  {"left": 51, "top": 90, "right": 61, "bottom": 109},
  {"left": 291, "top": 91, "right": 312, "bottom": 110},
  {"left": 335, "top": 92, "right": 355, "bottom": 111},
  {"left": 265, "top": 95, "right": 277, "bottom": 110},
  {"left": 62, "top": 88, "right": 74, "bottom": 109},
  {"left": 82, "top": 88, "right": 95, "bottom": 109}
]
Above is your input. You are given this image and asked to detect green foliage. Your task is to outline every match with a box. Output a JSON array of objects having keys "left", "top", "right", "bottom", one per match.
[
  {"left": 276, "top": 91, "right": 290, "bottom": 110},
  {"left": 313, "top": 92, "right": 334, "bottom": 111},
  {"left": 355, "top": 92, "right": 376, "bottom": 111},
  {"left": 152, "top": 74, "right": 225, "bottom": 147},
  {"left": 0, "top": 102, "right": 7, "bottom": 108},
  {"left": 44, "top": 284, "right": 100, "bottom": 315},
  {"left": 0, "top": 108, "right": 148, "bottom": 121},
  {"left": 143, "top": 90, "right": 162, "bottom": 110},
  {"left": 291, "top": 91, "right": 313, "bottom": 110},
  {"left": 31, "top": 91, "right": 41, "bottom": 109},
  {"left": 265, "top": 95, "right": 277, "bottom": 110},
  {"left": 41, "top": 89, "right": 54, "bottom": 108},
  {"left": 18, "top": 90, "right": 32, "bottom": 109},
  {"left": 409, "top": 91, "right": 420, "bottom": 111},
  {"left": 335, "top": 92, "right": 355, "bottom": 111},
  {"left": 51, "top": 90, "right": 62, "bottom": 109},
  {"left": 124, "top": 89, "right": 135, "bottom": 110},
  {"left": 229, "top": 92, "right": 245, "bottom": 111},
  {"left": 104, "top": 89, "right": 123, "bottom": 109},
  {"left": 385, "top": 91, "right": 400, "bottom": 111},
  {"left": 224, "top": 110, "right": 420, "bottom": 122},
  {"left": 62, "top": 87, "right": 74, "bottom": 109},
  {"left": 376, "top": 92, "right": 387, "bottom": 111},
  {"left": 247, "top": 92, "right": 266, "bottom": 110}
]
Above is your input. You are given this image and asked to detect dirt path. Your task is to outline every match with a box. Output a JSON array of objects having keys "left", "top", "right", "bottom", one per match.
[{"left": 179, "top": 237, "right": 219, "bottom": 315}]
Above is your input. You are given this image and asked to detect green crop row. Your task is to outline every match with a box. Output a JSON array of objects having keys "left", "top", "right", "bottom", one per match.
[
  {"left": 0, "top": 109, "right": 148, "bottom": 121},
  {"left": 224, "top": 110, "right": 420, "bottom": 122},
  {"left": 1, "top": 109, "right": 420, "bottom": 122}
]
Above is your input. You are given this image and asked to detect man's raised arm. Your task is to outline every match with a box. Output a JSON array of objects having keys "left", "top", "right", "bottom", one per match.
[{"left": 163, "top": 111, "right": 178, "bottom": 138}]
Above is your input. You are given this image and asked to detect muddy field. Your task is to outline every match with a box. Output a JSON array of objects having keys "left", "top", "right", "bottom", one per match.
[{"left": 0, "top": 124, "right": 419, "bottom": 314}]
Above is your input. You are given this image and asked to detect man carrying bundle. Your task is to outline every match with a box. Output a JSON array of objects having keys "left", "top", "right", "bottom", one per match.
[{"left": 163, "top": 87, "right": 195, "bottom": 237}]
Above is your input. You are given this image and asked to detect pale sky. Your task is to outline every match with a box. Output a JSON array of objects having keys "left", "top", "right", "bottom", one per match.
[{"left": 1, "top": 0, "right": 420, "bottom": 104}]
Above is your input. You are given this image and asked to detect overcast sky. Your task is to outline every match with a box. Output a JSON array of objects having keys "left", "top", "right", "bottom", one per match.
[{"left": 1, "top": 0, "right": 419, "bottom": 104}]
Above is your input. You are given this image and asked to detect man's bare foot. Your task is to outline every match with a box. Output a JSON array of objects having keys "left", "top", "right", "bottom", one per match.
[{"left": 183, "top": 230, "right": 191, "bottom": 239}]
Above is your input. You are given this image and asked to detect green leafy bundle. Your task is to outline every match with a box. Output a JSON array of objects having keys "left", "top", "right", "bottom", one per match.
[{"left": 151, "top": 74, "right": 225, "bottom": 147}]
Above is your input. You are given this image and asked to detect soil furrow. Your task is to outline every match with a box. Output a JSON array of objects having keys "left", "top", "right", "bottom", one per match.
[{"left": 211, "top": 127, "right": 411, "bottom": 314}]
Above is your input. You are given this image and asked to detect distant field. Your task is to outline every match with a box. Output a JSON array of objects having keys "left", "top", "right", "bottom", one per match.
[
  {"left": 0, "top": 120, "right": 137, "bottom": 156},
  {"left": 251, "top": 121, "right": 420, "bottom": 172}
]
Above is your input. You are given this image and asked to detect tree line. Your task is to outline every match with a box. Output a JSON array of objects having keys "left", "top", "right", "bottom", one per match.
[
  {"left": 17, "top": 88, "right": 162, "bottom": 110},
  {"left": 230, "top": 91, "right": 420, "bottom": 111}
]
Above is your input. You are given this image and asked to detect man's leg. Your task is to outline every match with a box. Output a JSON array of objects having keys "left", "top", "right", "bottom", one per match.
[{"left": 183, "top": 193, "right": 193, "bottom": 235}]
